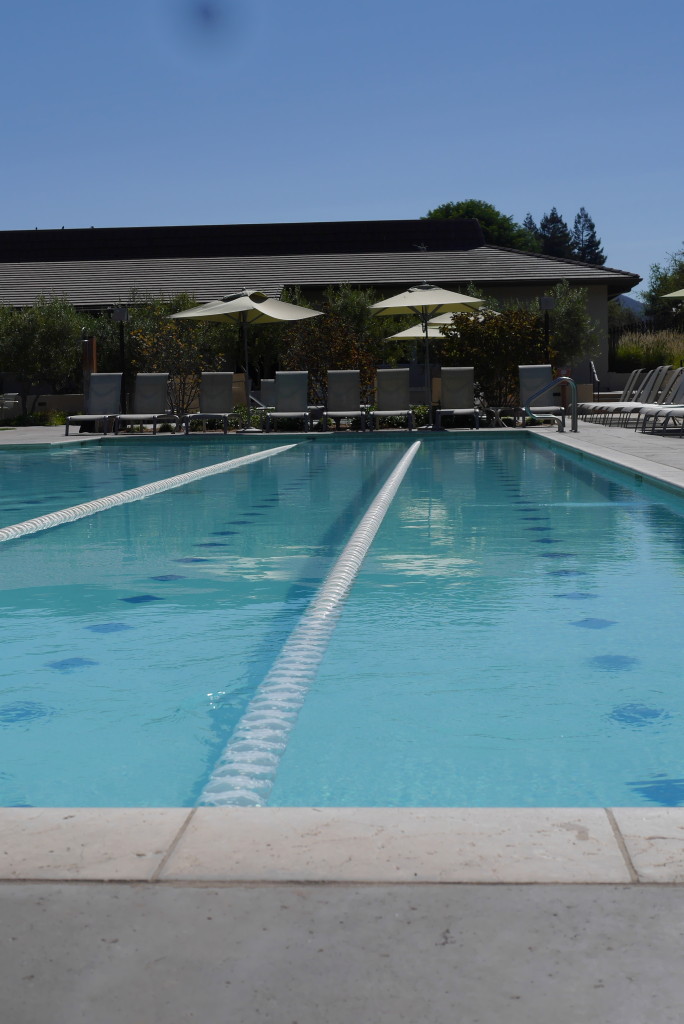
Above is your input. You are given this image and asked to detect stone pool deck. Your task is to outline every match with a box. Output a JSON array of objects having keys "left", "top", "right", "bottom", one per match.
[{"left": 2, "top": 421, "right": 684, "bottom": 1022}]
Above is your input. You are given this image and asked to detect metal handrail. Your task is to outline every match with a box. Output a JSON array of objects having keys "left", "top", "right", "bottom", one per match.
[{"left": 522, "top": 376, "right": 578, "bottom": 433}]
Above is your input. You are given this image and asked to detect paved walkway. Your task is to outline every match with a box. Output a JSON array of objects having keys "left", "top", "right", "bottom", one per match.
[{"left": 2, "top": 421, "right": 684, "bottom": 1022}]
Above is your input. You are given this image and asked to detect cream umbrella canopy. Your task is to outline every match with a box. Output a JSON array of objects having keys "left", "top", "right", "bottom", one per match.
[
  {"left": 386, "top": 309, "right": 498, "bottom": 341},
  {"left": 662, "top": 288, "right": 684, "bottom": 299},
  {"left": 170, "top": 289, "right": 323, "bottom": 427},
  {"left": 371, "top": 283, "right": 485, "bottom": 422}
]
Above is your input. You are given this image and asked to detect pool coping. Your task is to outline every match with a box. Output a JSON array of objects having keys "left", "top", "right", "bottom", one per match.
[{"left": 3, "top": 424, "right": 684, "bottom": 886}]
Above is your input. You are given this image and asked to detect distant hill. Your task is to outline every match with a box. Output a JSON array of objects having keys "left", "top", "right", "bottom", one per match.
[{"left": 616, "top": 294, "right": 645, "bottom": 316}]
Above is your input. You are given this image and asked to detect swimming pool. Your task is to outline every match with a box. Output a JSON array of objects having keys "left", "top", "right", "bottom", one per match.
[{"left": 1, "top": 434, "right": 683, "bottom": 807}]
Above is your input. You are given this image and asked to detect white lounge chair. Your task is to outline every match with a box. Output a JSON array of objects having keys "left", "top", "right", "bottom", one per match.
[
  {"left": 367, "top": 368, "right": 413, "bottom": 431},
  {"left": 324, "top": 370, "right": 367, "bottom": 430},
  {"left": 114, "top": 373, "right": 179, "bottom": 434},
  {"left": 65, "top": 373, "right": 122, "bottom": 435},
  {"left": 264, "top": 372, "right": 312, "bottom": 432},
  {"left": 183, "top": 372, "right": 235, "bottom": 434},
  {"left": 433, "top": 367, "right": 479, "bottom": 430}
]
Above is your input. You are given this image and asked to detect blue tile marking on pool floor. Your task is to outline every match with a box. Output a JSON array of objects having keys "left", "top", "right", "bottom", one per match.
[
  {"left": 554, "top": 592, "right": 597, "bottom": 600},
  {"left": 571, "top": 618, "right": 616, "bottom": 629},
  {"left": 46, "top": 657, "right": 99, "bottom": 671},
  {"left": 150, "top": 575, "right": 186, "bottom": 582},
  {"left": 174, "top": 556, "right": 209, "bottom": 563},
  {"left": 609, "top": 703, "right": 671, "bottom": 727},
  {"left": 120, "top": 594, "right": 164, "bottom": 604},
  {"left": 589, "top": 654, "right": 640, "bottom": 671},
  {"left": 0, "top": 702, "right": 53, "bottom": 724},
  {"left": 85, "top": 623, "right": 134, "bottom": 634}
]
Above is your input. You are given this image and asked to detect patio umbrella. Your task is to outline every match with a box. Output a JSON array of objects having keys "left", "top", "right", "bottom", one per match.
[
  {"left": 170, "top": 289, "right": 322, "bottom": 428},
  {"left": 662, "top": 288, "right": 684, "bottom": 299},
  {"left": 371, "top": 283, "right": 485, "bottom": 423},
  {"left": 386, "top": 309, "right": 498, "bottom": 341}
]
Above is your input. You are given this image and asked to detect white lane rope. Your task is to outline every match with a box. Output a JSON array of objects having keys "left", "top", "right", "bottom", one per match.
[
  {"left": 0, "top": 445, "right": 297, "bottom": 544},
  {"left": 200, "top": 440, "right": 422, "bottom": 806}
]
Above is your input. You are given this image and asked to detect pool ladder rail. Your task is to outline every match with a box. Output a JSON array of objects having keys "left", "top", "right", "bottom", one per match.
[{"left": 522, "top": 376, "right": 578, "bottom": 433}]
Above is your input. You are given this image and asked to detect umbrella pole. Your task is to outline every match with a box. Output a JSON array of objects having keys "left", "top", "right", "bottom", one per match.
[
  {"left": 241, "top": 315, "right": 251, "bottom": 427},
  {"left": 423, "top": 310, "right": 433, "bottom": 427}
]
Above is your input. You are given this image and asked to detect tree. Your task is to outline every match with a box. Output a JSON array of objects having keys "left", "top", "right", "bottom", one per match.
[
  {"left": 278, "top": 284, "right": 405, "bottom": 405},
  {"left": 0, "top": 296, "right": 86, "bottom": 415},
  {"left": 124, "top": 293, "right": 236, "bottom": 416},
  {"left": 424, "top": 199, "right": 540, "bottom": 251},
  {"left": 641, "top": 246, "right": 684, "bottom": 329},
  {"left": 545, "top": 280, "right": 600, "bottom": 368},
  {"left": 571, "top": 208, "right": 605, "bottom": 265},
  {"left": 438, "top": 307, "right": 546, "bottom": 408},
  {"left": 537, "top": 208, "right": 575, "bottom": 259}
]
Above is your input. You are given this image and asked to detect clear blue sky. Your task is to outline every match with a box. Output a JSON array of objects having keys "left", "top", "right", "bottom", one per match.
[{"left": 2, "top": 0, "right": 682, "bottom": 295}]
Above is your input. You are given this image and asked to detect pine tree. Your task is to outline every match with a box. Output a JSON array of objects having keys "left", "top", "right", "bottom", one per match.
[
  {"left": 571, "top": 207, "right": 606, "bottom": 265},
  {"left": 537, "top": 208, "right": 574, "bottom": 259},
  {"left": 523, "top": 213, "right": 539, "bottom": 239}
]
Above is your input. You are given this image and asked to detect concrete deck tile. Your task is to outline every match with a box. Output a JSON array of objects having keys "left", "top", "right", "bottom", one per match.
[
  {"left": 0, "top": 808, "right": 191, "bottom": 880},
  {"left": 161, "top": 807, "right": 632, "bottom": 883},
  {"left": 611, "top": 808, "right": 684, "bottom": 882}
]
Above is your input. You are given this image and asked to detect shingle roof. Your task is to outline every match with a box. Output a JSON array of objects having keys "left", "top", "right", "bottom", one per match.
[{"left": 0, "top": 245, "right": 640, "bottom": 308}]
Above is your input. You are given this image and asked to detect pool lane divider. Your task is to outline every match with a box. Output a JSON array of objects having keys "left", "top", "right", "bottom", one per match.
[
  {"left": 200, "top": 440, "right": 422, "bottom": 807},
  {"left": 0, "top": 445, "right": 298, "bottom": 544}
]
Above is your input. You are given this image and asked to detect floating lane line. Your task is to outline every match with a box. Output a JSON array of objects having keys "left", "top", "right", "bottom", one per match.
[
  {"left": 201, "top": 440, "right": 422, "bottom": 807},
  {"left": 0, "top": 444, "right": 297, "bottom": 544}
]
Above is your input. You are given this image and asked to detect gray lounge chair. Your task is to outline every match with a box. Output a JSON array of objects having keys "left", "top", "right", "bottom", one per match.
[
  {"left": 114, "top": 373, "right": 179, "bottom": 434},
  {"left": 65, "top": 373, "right": 122, "bottom": 435},
  {"left": 264, "top": 372, "right": 312, "bottom": 432},
  {"left": 324, "top": 370, "right": 366, "bottom": 430},
  {"left": 578, "top": 368, "right": 646, "bottom": 420},
  {"left": 517, "top": 364, "right": 565, "bottom": 428},
  {"left": 637, "top": 368, "right": 684, "bottom": 432},
  {"left": 184, "top": 372, "right": 235, "bottom": 434},
  {"left": 367, "top": 368, "right": 413, "bottom": 431},
  {"left": 602, "top": 364, "right": 673, "bottom": 426},
  {"left": 433, "top": 367, "right": 479, "bottom": 430}
]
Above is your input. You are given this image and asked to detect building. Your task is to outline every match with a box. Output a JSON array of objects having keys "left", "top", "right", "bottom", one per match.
[{"left": 0, "top": 218, "right": 640, "bottom": 384}]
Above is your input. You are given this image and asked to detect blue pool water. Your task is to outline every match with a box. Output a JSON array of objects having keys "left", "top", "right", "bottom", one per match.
[{"left": 1, "top": 435, "right": 684, "bottom": 807}]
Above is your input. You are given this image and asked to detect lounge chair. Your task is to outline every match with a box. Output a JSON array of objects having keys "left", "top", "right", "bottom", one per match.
[
  {"left": 636, "top": 368, "right": 684, "bottom": 432},
  {"left": 183, "top": 372, "right": 235, "bottom": 434},
  {"left": 264, "top": 372, "right": 312, "bottom": 432},
  {"left": 367, "top": 368, "right": 413, "bottom": 431},
  {"left": 578, "top": 368, "right": 646, "bottom": 420},
  {"left": 65, "top": 373, "right": 122, "bottom": 436},
  {"left": 113, "top": 373, "right": 179, "bottom": 434},
  {"left": 602, "top": 365, "right": 673, "bottom": 426},
  {"left": 517, "top": 364, "right": 565, "bottom": 428},
  {"left": 324, "top": 370, "right": 367, "bottom": 430},
  {"left": 433, "top": 367, "right": 479, "bottom": 430}
]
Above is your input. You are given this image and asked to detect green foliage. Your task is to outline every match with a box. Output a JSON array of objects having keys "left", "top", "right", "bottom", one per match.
[
  {"left": 544, "top": 280, "right": 600, "bottom": 367},
  {"left": 278, "top": 284, "right": 407, "bottom": 404},
  {"left": 616, "top": 330, "right": 684, "bottom": 370},
  {"left": 641, "top": 247, "right": 684, "bottom": 329},
  {"left": 424, "top": 199, "right": 540, "bottom": 251},
  {"left": 123, "top": 292, "right": 236, "bottom": 416},
  {"left": 571, "top": 208, "right": 605, "bottom": 265},
  {"left": 438, "top": 307, "right": 547, "bottom": 408},
  {"left": 0, "top": 296, "right": 87, "bottom": 415}
]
